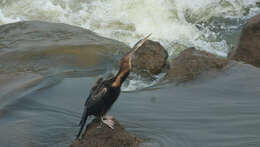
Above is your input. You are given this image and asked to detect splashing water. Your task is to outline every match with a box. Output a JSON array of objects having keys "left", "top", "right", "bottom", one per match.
[
  {"left": 101, "top": 67, "right": 166, "bottom": 91},
  {"left": 0, "top": 0, "right": 259, "bottom": 56},
  {"left": 121, "top": 73, "right": 166, "bottom": 91}
]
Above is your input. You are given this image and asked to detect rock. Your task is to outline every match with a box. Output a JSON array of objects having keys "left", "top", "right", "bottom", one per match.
[
  {"left": 132, "top": 40, "right": 169, "bottom": 76},
  {"left": 71, "top": 119, "right": 143, "bottom": 147},
  {"left": 0, "top": 21, "right": 130, "bottom": 75},
  {"left": 229, "top": 14, "right": 260, "bottom": 67},
  {"left": 0, "top": 21, "right": 170, "bottom": 77},
  {"left": 165, "top": 47, "right": 228, "bottom": 82}
]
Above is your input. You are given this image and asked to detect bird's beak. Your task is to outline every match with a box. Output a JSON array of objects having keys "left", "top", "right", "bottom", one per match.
[
  {"left": 127, "top": 33, "right": 151, "bottom": 69},
  {"left": 130, "top": 33, "right": 152, "bottom": 56}
]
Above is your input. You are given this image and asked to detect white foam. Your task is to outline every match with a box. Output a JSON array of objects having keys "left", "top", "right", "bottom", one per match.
[
  {"left": 122, "top": 73, "right": 166, "bottom": 92},
  {"left": 103, "top": 68, "right": 165, "bottom": 91},
  {"left": 0, "top": 9, "right": 20, "bottom": 24},
  {"left": 0, "top": 0, "right": 259, "bottom": 56}
]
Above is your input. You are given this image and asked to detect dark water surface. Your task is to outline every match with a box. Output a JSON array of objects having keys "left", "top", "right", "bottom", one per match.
[{"left": 0, "top": 63, "right": 260, "bottom": 147}]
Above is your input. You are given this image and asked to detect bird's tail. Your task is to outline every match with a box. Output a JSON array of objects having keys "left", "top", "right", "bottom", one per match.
[
  {"left": 78, "top": 106, "right": 88, "bottom": 126},
  {"left": 76, "top": 107, "right": 88, "bottom": 139}
]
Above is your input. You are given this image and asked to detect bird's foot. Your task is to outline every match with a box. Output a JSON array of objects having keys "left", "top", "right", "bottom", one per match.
[
  {"left": 96, "top": 122, "right": 103, "bottom": 129},
  {"left": 101, "top": 117, "right": 114, "bottom": 129}
]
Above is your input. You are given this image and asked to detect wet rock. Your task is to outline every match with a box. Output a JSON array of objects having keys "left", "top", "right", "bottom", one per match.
[
  {"left": 71, "top": 119, "right": 143, "bottom": 147},
  {"left": 229, "top": 14, "right": 260, "bottom": 67},
  {"left": 165, "top": 47, "right": 228, "bottom": 82},
  {"left": 132, "top": 40, "right": 169, "bottom": 76},
  {"left": 0, "top": 21, "right": 130, "bottom": 75}
]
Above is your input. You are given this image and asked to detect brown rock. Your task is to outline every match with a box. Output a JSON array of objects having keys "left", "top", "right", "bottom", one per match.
[
  {"left": 71, "top": 119, "right": 143, "bottom": 147},
  {"left": 230, "top": 14, "right": 260, "bottom": 67},
  {"left": 165, "top": 47, "right": 228, "bottom": 82},
  {"left": 132, "top": 40, "right": 169, "bottom": 76}
]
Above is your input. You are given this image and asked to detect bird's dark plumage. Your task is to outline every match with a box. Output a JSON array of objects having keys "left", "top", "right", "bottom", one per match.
[{"left": 76, "top": 34, "right": 151, "bottom": 139}]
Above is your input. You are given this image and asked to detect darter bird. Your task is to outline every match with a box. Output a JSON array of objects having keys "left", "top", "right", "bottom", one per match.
[{"left": 76, "top": 34, "right": 151, "bottom": 139}]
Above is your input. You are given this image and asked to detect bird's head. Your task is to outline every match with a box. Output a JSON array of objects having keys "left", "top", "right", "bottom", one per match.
[{"left": 112, "top": 34, "right": 151, "bottom": 88}]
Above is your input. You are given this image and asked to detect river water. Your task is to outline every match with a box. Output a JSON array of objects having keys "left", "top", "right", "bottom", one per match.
[
  {"left": 0, "top": 1, "right": 260, "bottom": 147},
  {"left": 1, "top": 63, "right": 260, "bottom": 147}
]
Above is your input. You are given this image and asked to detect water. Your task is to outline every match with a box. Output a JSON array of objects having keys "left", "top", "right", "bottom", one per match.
[
  {"left": 0, "top": 0, "right": 259, "bottom": 56},
  {"left": 1, "top": 63, "right": 260, "bottom": 147},
  {"left": 1, "top": 1, "right": 260, "bottom": 147}
]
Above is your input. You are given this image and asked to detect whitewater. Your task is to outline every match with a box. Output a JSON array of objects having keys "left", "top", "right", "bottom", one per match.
[{"left": 0, "top": 0, "right": 259, "bottom": 57}]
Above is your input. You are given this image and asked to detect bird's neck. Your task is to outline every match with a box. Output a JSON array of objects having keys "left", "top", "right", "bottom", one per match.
[
  {"left": 111, "top": 68, "right": 130, "bottom": 88},
  {"left": 111, "top": 53, "right": 132, "bottom": 88}
]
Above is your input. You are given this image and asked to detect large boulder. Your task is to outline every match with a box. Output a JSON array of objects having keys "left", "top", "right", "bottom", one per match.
[
  {"left": 0, "top": 21, "right": 130, "bottom": 75},
  {"left": 229, "top": 14, "right": 260, "bottom": 67},
  {"left": 165, "top": 47, "right": 229, "bottom": 82},
  {"left": 71, "top": 119, "right": 143, "bottom": 147},
  {"left": 132, "top": 40, "right": 169, "bottom": 76}
]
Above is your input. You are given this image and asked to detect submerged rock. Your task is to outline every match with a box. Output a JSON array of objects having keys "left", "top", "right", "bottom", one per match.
[
  {"left": 132, "top": 40, "right": 169, "bottom": 76},
  {"left": 0, "top": 21, "right": 130, "bottom": 75},
  {"left": 165, "top": 47, "right": 228, "bottom": 82},
  {"left": 71, "top": 119, "right": 143, "bottom": 147},
  {"left": 229, "top": 14, "right": 260, "bottom": 67},
  {"left": 0, "top": 72, "right": 43, "bottom": 108}
]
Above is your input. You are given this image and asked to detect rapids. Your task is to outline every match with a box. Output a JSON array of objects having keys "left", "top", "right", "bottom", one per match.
[
  {"left": 0, "top": 0, "right": 259, "bottom": 56},
  {"left": 0, "top": 1, "right": 260, "bottom": 147}
]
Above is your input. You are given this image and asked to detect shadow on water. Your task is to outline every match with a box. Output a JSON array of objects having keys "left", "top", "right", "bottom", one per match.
[{"left": 0, "top": 63, "right": 260, "bottom": 147}]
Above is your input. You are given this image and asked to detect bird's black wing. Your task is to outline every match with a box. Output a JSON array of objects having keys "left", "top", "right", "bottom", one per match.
[
  {"left": 91, "top": 77, "right": 103, "bottom": 93},
  {"left": 77, "top": 77, "right": 107, "bottom": 138},
  {"left": 79, "top": 77, "right": 103, "bottom": 124},
  {"left": 85, "top": 84, "right": 108, "bottom": 110},
  {"left": 84, "top": 77, "right": 104, "bottom": 105},
  {"left": 84, "top": 77, "right": 109, "bottom": 112}
]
